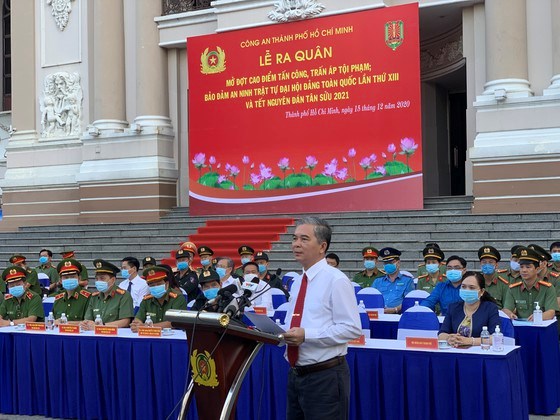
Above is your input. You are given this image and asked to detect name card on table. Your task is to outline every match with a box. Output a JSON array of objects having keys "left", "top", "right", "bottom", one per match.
[
  {"left": 405, "top": 337, "right": 438, "bottom": 350},
  {"left": 349, "top": 335, "right": 366, "bottom": 345},
  {"left": 138, "top": 327, "right": 162, "bottom": 337},
  {"left": 253, "top": 306, "right": 268, "bottom": 315},
  {"left": 59, "top": 324, "right": 80, "bottom": 334},
  {"left": 366, "top": 310, "right": 379, "bottom": 320},
  {"left": 25, "top": 322, "right": 46, "bottom": 331},
  {"left": 95, "top": 325, "right": 118, "bottom": 336}
]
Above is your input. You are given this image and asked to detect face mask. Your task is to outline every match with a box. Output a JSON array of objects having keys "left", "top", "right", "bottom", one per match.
[
  {"left": 216, "top": 267, "right": 227, "bottom": 278},
  {"left": 39, "top": 256, "right": 49, "bottom": 265},
  {"left": 426, "top": 263, "right": 439, "bottom": 274},
  {"left": 364, "top": 260, "right": 376, "bottom": 270},
  {"left": 177, "top": 261, "right": 188, "bottom": 271},
  {"left": 203, "top": 287, "right": 219, "bottom": 300},
  {"left": 244, "top": 274, "right": 258, "bottom": 283},
  {"left": 481, "top": 264, "right": 495, "bottom": 275},
  {"left": 446, "top": 270, "right": 463, "bottom": 282},
  {"left": 62, "top": 278, "right": 79, "bottom": 291},
  {"left": 9, "top": 285, "right": 25, "bottom": 298},
  {"left": 384, "top": 263, "right": 397, "bottom": 275},
  {"left": 551, "top": 253, "right": 560, "bottom": 263},
  {"left": 149, "top": 284, "right": 166, "bottom": 299},
  {"left": 241, "top": 257, "right": 251, "bottom": 265},
  {"left": 95, "top": 281, "right": 109, "bottom": 293},
  {"left": 121, "top": 269, "right": 129, "bottom": 279},
  {"left": 200, "top": 259, "right": 211, "bottom": 267},
  {"left": 510, "top": 260, "right": 520, "bottom": 272},
  {"left": 460, "top": 289, "right": 480, "bottom": 304},
  {"left": 258, "top": 264, "right": 267, "bottom": 274}
]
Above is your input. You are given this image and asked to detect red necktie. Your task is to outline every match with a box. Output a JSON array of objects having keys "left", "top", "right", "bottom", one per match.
[{"left": 288, "top": 274, "right": 308, "bottom": 366}]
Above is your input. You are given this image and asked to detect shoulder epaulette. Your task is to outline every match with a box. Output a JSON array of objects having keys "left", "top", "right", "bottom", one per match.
[
  {"left": 25, "top": 291, "right": 34, "bottom": 300},
  {"left": 550, "top": 272, "right": 560, "bottom": 278},
  {"left": 497, "top": 269, "right": 508, "bottom": 273},
  {"left": 498, "top": 276, "right": 509, "bottom": 285},
  {"left": 26, "top": 269, "right": 33, "bottom": 274},
  {"left": 143, "top": 294, "right": 153, "bottom": 300},
  {"left": 5, "top": 294, "right": 13, "bottom": 300},
  {"left": 169, "top": 292, "right": 178, "bottom": 298},
  {"left": 548, "top": 262, "right": 553, "bottom": 268},
  {"left": 417, "top": 274, "right": 428, "bottom": 279},
  {"left": 55, "top": 293, "right": 65, "bottom": 301},
  {"left": 115, "top": 288, "right": 125, "bottom": 295},
  {"left": 510, "top": 281, "right": 522, "bottom": 288},
  {"left": 378, "top": 268, "right": 386, "bottom": 274},
  {"left": 538, "top": 280, "right": 553, "bottom": 287},
  {"left": 418, "top": 263, "right": 425, "bottom": 267},
  {"left": 92, "top": 291, "right": 100, "bottom": 297},
  {"left": 80, "top": 290, "right": 91, "bottom": 298}
]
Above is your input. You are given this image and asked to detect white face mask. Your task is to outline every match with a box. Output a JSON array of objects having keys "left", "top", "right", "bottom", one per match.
[{"left": 244, "top": 274, "right": 258, "bottom": 283}]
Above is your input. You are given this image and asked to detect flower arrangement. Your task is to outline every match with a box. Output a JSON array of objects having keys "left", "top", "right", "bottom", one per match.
[{"left": 191, "top": 138, "right": 419, "bottom": 190}]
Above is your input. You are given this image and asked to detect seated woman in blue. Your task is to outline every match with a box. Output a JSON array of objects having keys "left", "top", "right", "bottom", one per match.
[{"left": 439, "top": 271, "right": 500, "bottom": 348}]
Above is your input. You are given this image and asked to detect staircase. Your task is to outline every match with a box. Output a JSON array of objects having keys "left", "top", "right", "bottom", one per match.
[{"left": 0, "top": 196, "right": 557, "bottom": 280}]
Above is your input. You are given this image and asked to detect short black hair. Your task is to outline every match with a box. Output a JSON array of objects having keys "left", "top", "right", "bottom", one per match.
[
  {"left": 326, "top": 253, "right": 340, "bottom": 265},
  {"left": 121, "top": 256, "right": 140, "bottom": 270},
  {"left": 550, "top": 242, "right": 560, "bottom": 252},
  {"left": 39, "top": 249, "right": 53, "bottom": 257},
  {"left": 446, "top": 255, "right": 467, "bottom": 268}
]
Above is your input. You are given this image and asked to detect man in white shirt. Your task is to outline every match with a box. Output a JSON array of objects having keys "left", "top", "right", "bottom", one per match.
[
  {"left": 119, "top": 257, "right": 149, "bottom": 309},
  {"left": 215, "top": 257, "right": 242, "bottom": 292},
  {"left": 283, "top": 217, "right": 361, "bottom": 420},
  {"left": 242, "top": 262, "right": 274, "bottom": 311}
]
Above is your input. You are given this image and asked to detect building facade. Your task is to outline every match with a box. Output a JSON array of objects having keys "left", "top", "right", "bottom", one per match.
[{"left": 0, "top": 0, "right": 559, "bottom": 228}]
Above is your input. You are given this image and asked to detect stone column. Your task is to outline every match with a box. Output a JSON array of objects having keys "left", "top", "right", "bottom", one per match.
[
  {"left": 133, "top": 0, "right": 172, "bottom": 129},
  {"left": 478, "top": 0, "right": 532, "bottom": 101},
  {"left": 92, "top": 0, "right": 128, "bottom": 131},
  {"left": 545, "top": 0, "right": 560, "bottom": 95}
]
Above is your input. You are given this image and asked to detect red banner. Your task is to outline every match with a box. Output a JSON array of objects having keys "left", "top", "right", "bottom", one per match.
[{"left": 187, "top": 4, "right": 422, "bottom": 215}]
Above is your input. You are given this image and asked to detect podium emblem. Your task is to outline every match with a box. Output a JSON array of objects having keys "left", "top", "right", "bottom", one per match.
[{"left": 190, "top": 349, "right": 219, "bottom": 388}]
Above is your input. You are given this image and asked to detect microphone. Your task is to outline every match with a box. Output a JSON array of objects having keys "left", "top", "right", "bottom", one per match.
[
  {"left": 276, "top": 267, "right": 282, "bottom": 277},
  {"left": 202, "top": 284, "right": 238, "bottom": 311},
  {"left": 224, "top": 280, "right": 258, "bottom": 318}
]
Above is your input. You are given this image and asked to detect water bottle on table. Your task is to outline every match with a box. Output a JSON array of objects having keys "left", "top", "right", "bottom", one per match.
[
  {"left": 491, "top": 325, "right": 504, "bottom": 352},
  {"left": 45, "top": 312, "right": 55, "bottom": 330},
  {"left": 358, "top": 300, "right": 366, "bottom": 310},
  {"left": 480, "top": 326, "right": 490, "bottom": 350},
  {"left": 145, "top": 315, "right": 154, "bottom": 327},
  {"left": 533, "top": 302, "right": 543, "bottom": 325},
  {"left": 94, "top": 314, "right": 103, "bottom": 326},
  {"left": 60, "top": 313, "right": 68, "bottom": 325}
]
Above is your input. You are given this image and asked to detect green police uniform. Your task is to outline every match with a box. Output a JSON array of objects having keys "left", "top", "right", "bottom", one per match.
[
  {"left": 504, "top": 280, "right": 559, "bottom": 318},
  {"left": 84, "top": 284, "right": 134, "bottom": 324},
  {"left": 25, "top": 269, "right": 42, "bottom": 296},
  {"left": 35, "top": 264, "right": 60, "bottom": 284},
  {"left": 352, "top": 269, "right": 385, "bottom": 289},
  {"left": 53, "top": 287, "right": 92, "bottom": 321},
  {"left": 135, "top": 288, "right": 187, "bottom": 323},
  {"left": 417, "top": 273, "right": 446, "bottom": 294},
  {"left": 483, "top": 271, "right": 510, "bottom": 309},
  {"left": 0, "top": 290, "right": 45, "bottom": 322},
  {"left": 505, "top": 268, "right": 522, "bottom": 284},
  {"left": 235, "top": 245, "right": 255, "bottom": 277}
]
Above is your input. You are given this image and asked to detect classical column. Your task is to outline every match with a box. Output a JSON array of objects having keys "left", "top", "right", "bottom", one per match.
[
  {"left": 10, "top": 0, "right": 36, "bottom": 141},
  {"left": 478, "top": 0, "right": 532, "bottom": 101},
  {"left": 92, "top": 0, "right": 128, "bottom": 131},
  {"left": 133, "top": 0, "right": 172, "bottom": 129},
  {"left": 544, "top": 0, "right": 560, "bottom": 95}
]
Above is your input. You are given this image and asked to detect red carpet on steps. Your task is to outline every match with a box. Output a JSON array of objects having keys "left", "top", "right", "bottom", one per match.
[{"left": 169, "top": 218, "right": 294, "bottom": 267}]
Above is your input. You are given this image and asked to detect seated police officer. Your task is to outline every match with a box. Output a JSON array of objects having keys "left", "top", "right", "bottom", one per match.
[
  {"left": 373, "top": 247, "right": 414, "bottom": 314},
  {"left": 191, "top": 270, "right": 223, "bottom": 312},
  {"left": 53, "top": 258, "right": 92, "bottom": 323},
  {"left": 0, "top": 266, "right": 45, "bottom": 326}
]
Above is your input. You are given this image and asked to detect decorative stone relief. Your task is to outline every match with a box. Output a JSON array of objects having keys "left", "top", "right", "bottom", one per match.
[
  {"left": 46, "top": 0, "right": 74, "bottom": 31},
  {"left": 40, "top": 72, "right": 83, "bottom": 138},
  {"left": 420, "top": 29, "right": 463, "bottom": 75},
  {"left": 268, "top": 0, "right": 325, "bottom": 23}
]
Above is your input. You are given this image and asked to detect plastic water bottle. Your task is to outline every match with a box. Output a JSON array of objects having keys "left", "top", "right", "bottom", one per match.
[
  {"left": 275, "top": 319, "right": 282, "bottom": 327},
  {"left": 358, "top": 300, "right": 366, "bottom": 310},
  {"left": 94, "top": 314, "right": 103, "bottom": 326},
  {"left": 145, "top": 315, "right": 154, "bottom": 327},
  {"left": 533, "top": 302, "right": 543, "bottom": 325},
  {"left": 43, "top": 294, "right": 47, "bottom": 300},
  {"left": 45, "top": 312, "right": 55, "bottom": 330},
  {"left": 60, "top": 313, "right": 68, "bottom": 325},
  {"left": 414, "top": 301, "right": 419, "bottom": 306},
  {"left": 480, "top": 326, "right": 490, "bottom": 350},
  {"left": 492, "top": 325, "right": 504, "bottom": 352}
]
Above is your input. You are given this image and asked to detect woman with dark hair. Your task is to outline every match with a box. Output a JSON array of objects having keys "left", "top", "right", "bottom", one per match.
[{"left": 438, "top": 271, "right": 501, "bottom": 347}]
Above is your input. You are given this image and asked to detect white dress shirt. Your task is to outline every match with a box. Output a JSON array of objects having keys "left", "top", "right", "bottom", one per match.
[
  {"left": 119, "top": 275, "right": 149, "bottom": 308},
  {"left": 251, "top": 280, "right": 274, "bottom": 311},
  {"left": 284, "top": 258, "right": 361, "bottom": 366}
]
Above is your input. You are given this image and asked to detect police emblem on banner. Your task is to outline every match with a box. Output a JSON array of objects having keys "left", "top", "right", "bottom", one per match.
[
  {"left": 385, "top": 20, "right": 404, "bottom": 51},
  {"left": 200, "top": 47, "right": 226, "bottom": 74},
  {"left": 190, "top": 349, "right": 219, "bottom": 388}
]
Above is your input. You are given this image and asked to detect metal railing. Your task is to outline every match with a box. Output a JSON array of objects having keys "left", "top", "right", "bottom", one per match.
[{"left": 162, "top": 0, "right": 212, "bottom": 15}]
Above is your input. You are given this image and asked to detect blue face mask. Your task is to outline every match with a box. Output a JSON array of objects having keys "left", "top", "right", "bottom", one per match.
[
  {"left": 216, "top": 267, "right": 227, "bottom": 278},
  {"left": 149, "top": 284, "right": 167, "bottom": 299},
  {"left": 241, "top": 257, "right": 251, "bottom": 265},
  {"left": 258, "top": 264, "right": 267, "bottom": 274},
  {"left": 121, "top": 269, "right": 129, "bottom": 279},
  {"left": 9, "top": 285, "right": 25, "bottom": 298},
  {"left": 62, "top": 278, "right": 79, "bottom": 291},
  {"left": 460, "top": 289, "right": 480, "bottom": 304},
  {"left": 364, "top": 260, "right": 376, "bottom": 270},
  {"left": 39, "top": 256, "right": 48, "bottom": 265},
  {"left": 177, "top": 261, "right": 188, "bottom": 271},
  {"left": 446, "top": 270, "right": 463, "bottom": 282},
  {"left": 481, "top": 264, "right": 495, "bottom": 275},
  {"left": 203, "top": 287, "right": 219, "bottom": 300},
  {"left": 95, "top": 281, "right": 109, "bottom": 293},
  {"left": 384, "top": 263, "right": 397, "bottom": 275},
  {"left": 510, "top": 260, "right": 520, "bottom": 272},
  {"left": 426, "top": 263, "right": 439, "bottom": 274},
  {"left": 551, "top": 253, "right": 560, "bottom": 263},
  {"left": 200, "top": 259, "right": 211, "bottom": 267}
]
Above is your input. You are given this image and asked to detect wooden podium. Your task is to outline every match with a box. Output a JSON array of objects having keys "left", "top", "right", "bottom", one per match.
[{"left": 166, "top": 309, "right": 281, "bottom": 420}]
